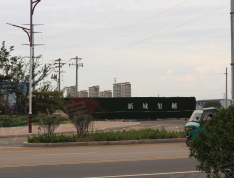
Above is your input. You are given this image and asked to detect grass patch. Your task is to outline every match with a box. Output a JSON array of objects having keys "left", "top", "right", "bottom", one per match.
[{"left": 28, "top": 128, "right": 186, "bottom": 143}]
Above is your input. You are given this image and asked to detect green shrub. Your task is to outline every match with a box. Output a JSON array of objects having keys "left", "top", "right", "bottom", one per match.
[
  {"left": 0, "top": 115, "right": 48, "bottom": 127},
  {"left": 189, "top": 105, "right": 234, "bottom": 178},
  {"left": 72, "top": 113, "right": 94, "bottom": 137},
  {"left": 28, "top": 128, "right": 185, "bottom": 143},
  {"left": 0, "top": 115, "right": 28, "bottom": 127},
  {"left": 28, "top": 134, "right": 77, "bottom": 143},
  {"left": 38, "top": 115, "right": 60, "bottom": 137}
]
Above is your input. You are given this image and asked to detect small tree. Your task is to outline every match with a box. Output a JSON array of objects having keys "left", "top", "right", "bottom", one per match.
[
  {"left": 38, "top": 115, "right": 60, "bottom": 137},
  {"left": 189, "top": 105, "right": 234, "bottom": 177},
  {"left": 0, "top": 41, "right": 54, "bottom": 114},
  {"left": 203, "top": 101, "right": 222, "bottom": 109},
  {"left": 66, "top": 98, "right": 104, "bottom": 137},
  {"left": 72, "top": 113, "right": 94, "bottom": 137},
  {"left": 32, "top": 90, "right": 64, "bottom": 115}
]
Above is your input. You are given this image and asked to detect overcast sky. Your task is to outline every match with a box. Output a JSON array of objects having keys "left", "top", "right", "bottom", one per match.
[{"left": 1, "top": 0, "right": 232, "bottom": 100}]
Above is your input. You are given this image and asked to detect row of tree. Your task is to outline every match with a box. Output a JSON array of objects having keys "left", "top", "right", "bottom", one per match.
[{"left": 0, "top": 41, "right": 64, "bottom": 115}]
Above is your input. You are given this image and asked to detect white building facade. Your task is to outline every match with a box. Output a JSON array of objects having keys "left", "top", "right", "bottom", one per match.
[
  {"left": 89, "top": 86, "right": 99, "bottom": 97},
  {"left": 78, "top": 90, "right": 88, "bottom": 97},
  {"left": 100, "top": 90, "right": 112, "bottom": 98},
  {"left": 66, "top": 86, "right": 76, "bottom": 98},
  {"left": 113, "top": 82, "right": 131, "bottom": 97}
]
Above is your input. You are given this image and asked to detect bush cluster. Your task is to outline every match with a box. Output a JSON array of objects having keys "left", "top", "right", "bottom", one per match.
[
  {"left": 189, "top": 105, "right": 234, "bottom": 178},
  {"left": 0, "top": 115, "right": 68, "bottom": 127},
  {"left": 28, "top": 128, "right": 185, "bottom": 143},
  {"left": 38, "top": 115, "right": 60, "bottom": 137},
  {"left": 0, "top": 115, "right": 40, "bottom": 127},
  {"left": 28, "top": 134, "right": 77, "bottom": 143}
]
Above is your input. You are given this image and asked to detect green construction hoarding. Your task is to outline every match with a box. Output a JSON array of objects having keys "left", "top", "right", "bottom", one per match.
[{"left": 66, "top": 97, "right": 196, "bottom": 119}]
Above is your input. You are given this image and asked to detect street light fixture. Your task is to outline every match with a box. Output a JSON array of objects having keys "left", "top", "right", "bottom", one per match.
[{"left": 7, "top": 0, "right": 42, "bottom": 133}]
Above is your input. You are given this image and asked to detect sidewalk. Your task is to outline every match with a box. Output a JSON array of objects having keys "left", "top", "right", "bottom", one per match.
[{"left": 0, "top": 121, "right": 140, "bottom": 138}]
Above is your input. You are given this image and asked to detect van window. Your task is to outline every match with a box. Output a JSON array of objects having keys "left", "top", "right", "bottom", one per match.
[{"left": 189, "top": 110, "right": 203, "bottom": 122}]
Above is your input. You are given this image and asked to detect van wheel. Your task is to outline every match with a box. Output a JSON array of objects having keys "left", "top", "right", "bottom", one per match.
[{"left": 186, "top": 137, "right": 191, "bottom": 147}]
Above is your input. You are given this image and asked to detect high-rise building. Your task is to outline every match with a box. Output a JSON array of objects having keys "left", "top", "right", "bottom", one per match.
[
  {"left": 66, "top": 86, "right": 76, "bottom": 98},
  {"left": 113, "top": 82, "right": 131, "bottom": 97},
  {"left": 100, "top": 90, "right": 112, "bottom": 98},
  {"left": 89, "top": 85, "right": 99, "bottom": 97},
  {"left": 78, "top": 90, "right": 88, "bottom": 97}
]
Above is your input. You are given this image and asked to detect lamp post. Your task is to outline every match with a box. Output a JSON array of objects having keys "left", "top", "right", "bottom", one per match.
[
  {"left": 28, "top": 0, "right": 41, "bottom": 133},
  {"left": 7, "top": 0, "right": 41, "bottom": 133}
]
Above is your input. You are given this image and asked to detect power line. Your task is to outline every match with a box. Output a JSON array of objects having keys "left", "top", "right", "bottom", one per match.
[
  {"left": 45, "top": 0, "right": 142, "bottom": 39},
  {"left": 83, "top": 4, "right": 229, "bottom": 59},
  {"left": 67, "top": 0, "right": 189, "bottom": 48},
  {"left": 79, "top": 68, "right": 224, "bottom": 76}
]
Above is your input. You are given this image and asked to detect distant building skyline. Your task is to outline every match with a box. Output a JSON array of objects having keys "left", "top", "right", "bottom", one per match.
[
  {"left": 113, "top": 82, "right": 131, "bottom": 97},
  {"left": 66, "top": 82, "right": 131, "bottom": 98}
]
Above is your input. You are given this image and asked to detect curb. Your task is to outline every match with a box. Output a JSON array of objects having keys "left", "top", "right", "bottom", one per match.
[{"left": 23, "top": 138, "right": 186, "bottom": 147}]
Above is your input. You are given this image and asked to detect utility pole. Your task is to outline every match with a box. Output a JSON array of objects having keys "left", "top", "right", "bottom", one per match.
[
  {"left": 225, "top": 68, "right": 228, "bottom": 108},
  {"left": 7, "top": 0, "right": 42, "bottom": 133},
  {"left": 54, "top": 58, "right": 66, "bottom": 92},
  {"left": 231, "top": 0, "right": 234, "bottom": 104},
  {"left": 70, "top": 56, "right": 83, "bottom": 98}
]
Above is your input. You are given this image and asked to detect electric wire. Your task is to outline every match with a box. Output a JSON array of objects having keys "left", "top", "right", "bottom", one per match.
[
  {"left": 67, "top": 0, "right": 189, "bottom": 48},
  {"left": 83, "top": 4, "right": 229, "bottom": 59},
  {"left": 45, "top": 0, "right": 142, "bottom": 38}
]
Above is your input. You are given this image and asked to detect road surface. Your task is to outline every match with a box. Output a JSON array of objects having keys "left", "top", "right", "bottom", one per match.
[{"left": 0, "top": 143, "right": 205, "bottom": 178}]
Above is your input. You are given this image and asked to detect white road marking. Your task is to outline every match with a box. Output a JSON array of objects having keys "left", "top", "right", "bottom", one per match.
[
  {"left": 83, "top": 171, "right": 201, "bottom": 178},
  {"left": 32, "top": 152, "right": 96, "bottom": 157}
]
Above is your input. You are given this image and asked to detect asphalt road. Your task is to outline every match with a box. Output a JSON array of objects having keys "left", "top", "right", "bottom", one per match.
[
  {"left": 0, "top": 158, "right": 205, "bottom": 178},
  {"left": 0, "top": 137, "right": 26, "bottom": 148},
  {"left": 0, "top": 143, "right": 206, "bottom": 178}
]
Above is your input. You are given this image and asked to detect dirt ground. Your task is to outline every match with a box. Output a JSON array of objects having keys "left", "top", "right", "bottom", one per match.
[{"left": 109, "top": 119, "right": 186, "bottom": 132}]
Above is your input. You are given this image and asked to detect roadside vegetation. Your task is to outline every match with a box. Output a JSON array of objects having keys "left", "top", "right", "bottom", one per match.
[
  {"left": 0, "top": 115, "right": 69, "bottom": 127},
  {"left": 189, "top": 105, "right": 234, "bottom": 178},
  {"left": 0, "top": 115, "right": 39, "bottom": 127},
  {"left": 28, "top": 128, "right": 185, "bottom": 143},
  {"left": 0, "top": 41, "right": 58, "bottom": 116}
]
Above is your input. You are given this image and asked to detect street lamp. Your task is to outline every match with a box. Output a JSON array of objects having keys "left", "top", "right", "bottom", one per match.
[{"left": 7, "top": 0, "right": 41, "bottom": 133}]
